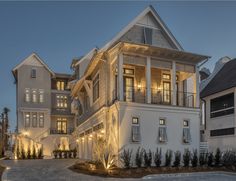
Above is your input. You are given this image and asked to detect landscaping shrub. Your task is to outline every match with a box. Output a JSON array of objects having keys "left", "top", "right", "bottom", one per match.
[
  {"left": 214, "top": 148, "right": 221, "bottom": 167},
  {"left": 183, "top": 149, "right": 191, "bottom": 167},
  {"left": 199, "top": 152, "right": 207, "bottom": 166},
  {"left": 73, "top": 148, "right": 77, "bottom": 158},
  {"left": 154, "top": 148, "right": 162, "bottom": 167},
  {"left": 59, "top": 150, "right": 62, "bottom": 158},
  {"left": 173, "top": 151, "right": 181, "bottom": 167},
  {"left": 165, "top": 149, "right": 172, "bottom": 167},
  {"left": 37, "top": 147, "right": 43, "bottom": 159},
  {"left": 68, "top": 150, "right": 72, "bottom": 158},
  {"left": 32, "top": 145, "right": 37, "bottom": 159},
  {"left": 63, "top": 151, "right": 68, "bottom": 158},
  {"left": 191, "top": 149, "right": 198, "bottom": 167},
  {"left": 53, "top": 150, "right": 58, "bottom": 159},
  {"left": 135, "top": 147, "right": 144, "bottom": 168},
  {"left": 120, "top": 149, "right": 132, "bottom": 168},
  {"left": 143, "top": 149, "right": 152, "bottom": 167},
  {"left": 27, "top": 146, "right": 31, "bottom": 159},
  {"left": 207, "top": 152, "right": 214, "bottom": 167},
  {"left": 222, "top": 151, "right": 236, "bottom": 167}
]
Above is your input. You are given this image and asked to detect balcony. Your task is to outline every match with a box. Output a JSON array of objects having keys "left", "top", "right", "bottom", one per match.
[
  {"left": 50, "top": 128, "right": 74, "bottom": 135},
  {"left": 112, "top": 86, "right": 196, "bottom": 108}
]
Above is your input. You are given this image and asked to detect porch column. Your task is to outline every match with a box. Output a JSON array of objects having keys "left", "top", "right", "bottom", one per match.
[
  {"left": 195, "top": 65, "right": 200, "bottom": 108},
  {"left": 118, "top": 53, "right": 124, "bottom": 101},
  {"left": 171, "top": 61, "right": 177, "bottom": 105},
  {"left": 146, "top": 56, "right": 151, "bottom": 103}
]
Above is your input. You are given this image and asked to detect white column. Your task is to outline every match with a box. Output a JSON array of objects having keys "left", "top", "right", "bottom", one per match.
[
  {"left": 146, "top": 56, "right": 151, "bottom": 103},
  {"left": 195, "top": 65, "right": 200, "bottom": 108},
  {"left": 118, "top": 53, "right": 124, "bottom": 101},
  {"left": 171, "top": 61, "right": 176, "bottom": 105}
]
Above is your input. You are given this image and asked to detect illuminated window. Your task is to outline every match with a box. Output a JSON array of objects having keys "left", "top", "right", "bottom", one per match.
[
  {"left": 32, "top": 113, "right": 37, "bottom": 127},
  {"left": 159, "top": 118, "right": 166, "bottom": 125},
  {"left": 39, "top": 113, "right": 44, "bottom": 128},
  {"left": 162, "top": 74, "right": 170, "bottom": 80},
  {"left": 183, "top": 120, "right": 189, "bottom": 127},
  {"left": 39, "top": 89, "right": 44, "bottom": 103},
  {"left": 25, "top": 113, "right": 30, "bottom": 127},
  {"left": 56, "top": 95, "right": 67, "bottom": 108},
  {"left": 56, "top": 81, "right": 65, "bottom": 91},
  {"left": 131, "top": 117, "right": 140, "bottom": 142},
  {"left": 57, "top": 118, "right": 67, "bottom": 134},
  {"left": 93, "top": 74, "right": 99, "bottom": 102},
  {"left": 32, "top": 89, "right": 37, "bottom": 103},
  {"left": 25, "top": 88, "right": 30, "bottom": 102}
]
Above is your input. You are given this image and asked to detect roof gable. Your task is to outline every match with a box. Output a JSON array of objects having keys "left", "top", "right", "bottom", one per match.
[
  {"left": 12, "top": 53, "right": 54, "bottom": 78},
  {"left": 101, "top": 5, "right": 183, "bottom": 51}
]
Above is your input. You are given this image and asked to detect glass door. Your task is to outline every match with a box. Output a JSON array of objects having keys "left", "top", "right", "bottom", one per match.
[
  {"left": 124, "top": 77, "right": 134, "bottom": 102},
  {"left": 163, "top": 81, "right": 171, "bottom": 104}
]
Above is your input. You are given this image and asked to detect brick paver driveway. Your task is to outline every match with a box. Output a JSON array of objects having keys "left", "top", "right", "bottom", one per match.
[{"left": 1, "top": 159, "right": 236, "bottom": 181}]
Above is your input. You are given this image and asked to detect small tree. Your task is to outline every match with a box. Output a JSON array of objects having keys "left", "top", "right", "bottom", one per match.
[
  {"left": 32, "top": 145, "right": 37, "bottom": 159},
  {"left": 165, "top": 149, "right": 172, "bottom": 167},
  {"left": 207, "top": 152, "right": 214, "bottom": 167},
  {"left": 173, "top": 151, "right": 181, "bottom": 167},
  {"left": 143, "top": 149, "right": 152, "bottom": 167},
  {"left": 120, "top": 149, "right": 132, "bottom": 168},
  {"left": 214, "top": 148, "right": 221, "bottom": 167},
  {"left": 183, "top": 149, "right": 191, "bottom": 167},
  {"left": 199, "top": 152, "right": 207, "bottom": 166},
  {"left": 21, "top": 147, "right": 26, "bottom": 159},
  {"left": 154, "top": 148, "right": 162, "bottom": 167},
  {"left": 27, "top": 146, "right": 31, "bottom": 159},
  {"left": 191, "top": 149, "right": 198, "bottom": 167},
  {"left": 135, "top": 147, "right": 144, "bottom": 168}
]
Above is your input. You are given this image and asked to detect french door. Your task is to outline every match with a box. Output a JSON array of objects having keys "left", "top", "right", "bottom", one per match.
[
  {"left": 124, "top": 76, "right": 134, "bottom": 102},
  {"left": 163, "top": 81, "right": 171, "bottom": 104},
  {"left": 57, "top": 120, "right": 67, "bottom": 134}
]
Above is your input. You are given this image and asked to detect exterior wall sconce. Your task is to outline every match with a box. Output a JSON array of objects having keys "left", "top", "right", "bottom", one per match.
[
  {"left": 157, "top": 86, "right": 162, "bottom": 93},
  {"left": 137, "top": 82, "right": 142, "bottom": 91}
]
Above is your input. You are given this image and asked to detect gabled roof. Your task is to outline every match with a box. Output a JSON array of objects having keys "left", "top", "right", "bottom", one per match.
[
  {"left": 12, "top": 52, "right": 55, "bottom": 79},
  {"left": 201, "top": 59, "right": 236, "bottom": 98},
  {"left": 101, "top": 5, "right": 183, "bottom": 51}
]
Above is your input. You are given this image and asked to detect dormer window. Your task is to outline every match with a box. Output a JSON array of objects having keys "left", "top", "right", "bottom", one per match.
[{"left": 31, "top": 68, "right": 36, "bottom": 78}]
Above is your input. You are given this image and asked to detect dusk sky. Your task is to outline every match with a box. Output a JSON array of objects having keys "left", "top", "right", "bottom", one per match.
[{"left": 1, "top": 1, "right": 236, "bottom": 131}]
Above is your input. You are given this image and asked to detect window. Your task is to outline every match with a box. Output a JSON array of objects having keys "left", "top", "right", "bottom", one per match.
[
  {"left": 144, "top": 27, "right": 153, "bottom": 45},
  {"left": 162, "top": 74, "right": 171, "bottom": 80},
  {"left": 210, "top": 128, "right": 235, "bottom": 137},
  {"left": 32, "top": 113, "right": 37, "bottom": 127},
  {"left": 124, "top": 68, "right": 134, "bottom": 75},
  {"left": 31, "top": 68, "right": 36, "bottom": 78},
  {"left": 25, "top": 88, "right": 30, "bottom": 102},
  {"left": 183, "top": 120, "right": 191, "bottom": 143},
  {"left": 25, "top": 113, "right": 30, "bottom": 127},
  {"left": 131, "top": 117, "right": 140, "bottom": 142},
  {"left": 93, "top": 74, "right": 99, "bottom": 102},
  {"left": 32, "top": 89, "right": 37, "bottom": 103},
  {"left": 57, "top": 118, "right": 67, "bottom": 134},
  {"left": 210, "top": 93, "right": 234, "bottom": 118},
  {"left": 39, "top": 89, "right": 44, "bottom": 103},
  {"left": 56, "top": 81, "right": 65, "bottom": 91},
  {"left": 39, "top": 113, "right": 44, "bottom": 128},
  {"left": 158, "top": 118, "right": 167, "bottom": 143},
  {"left": 56, "top": 95, "right": 67, "bottom": 108}
]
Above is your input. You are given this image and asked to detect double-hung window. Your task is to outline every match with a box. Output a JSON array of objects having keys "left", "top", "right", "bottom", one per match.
[
  {"left": 39, "top": 113, "right": 44, "bottom": 128},
  {"left": 158, "top": 118, "right": 167, "bottom": 143},
  {"left": 25, "top": 113, "right": 30, "bottom": 127},
  {"left": 31, "top": 68, "right": 36, "bottom": 78},
  {"left": 25, "top": 88, "right": 30, "bottom": 102},
  {"left": 32, "top": 89, "right": 37, "bottom": 103},
  {"left": 39, "top": 89, "right": 44, "bottom": 103},
  {"left": 183, "top": 120, "right": 191, "bottom": 143},
  {"left": 93, "top": 74, "right": 99, "bottom": 102},
  {"left": 131, "top": 117, "right": 140, "bottom": 142},
  {"left": 32, "top": 113, "right": 37, "bottom": 127},
  {"left": 56, "top": 95, "right": 67, "bottom": 108}
]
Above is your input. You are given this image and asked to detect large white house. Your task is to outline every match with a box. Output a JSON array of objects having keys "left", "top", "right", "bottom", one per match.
[{"left": 70, "top": 5, "right": 210, "bottom": 163}]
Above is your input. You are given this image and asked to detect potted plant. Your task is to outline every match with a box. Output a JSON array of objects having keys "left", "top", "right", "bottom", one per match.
[{"left": 58, "top": 150, "right": 62, "bottom": 159}]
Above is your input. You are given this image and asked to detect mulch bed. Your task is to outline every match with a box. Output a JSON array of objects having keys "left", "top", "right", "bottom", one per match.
[{"left": 69, "top": 162, "right": 233, "bottom": 178}]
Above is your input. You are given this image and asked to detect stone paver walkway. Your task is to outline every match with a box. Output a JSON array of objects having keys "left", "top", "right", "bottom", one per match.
[{"left": 1, "top": 159, "right": 236, "bottom": 181}]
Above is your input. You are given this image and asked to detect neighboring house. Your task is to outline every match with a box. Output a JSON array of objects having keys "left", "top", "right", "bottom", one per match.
[
  {"left": 201, "top": 58, "right": 236, "bottom": 152},
  {"left": 70, "top": 6, "right": 209, "bottom": 163},
  {"left": 12, "top": 53, "right": 75, "bottom": 156}
]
